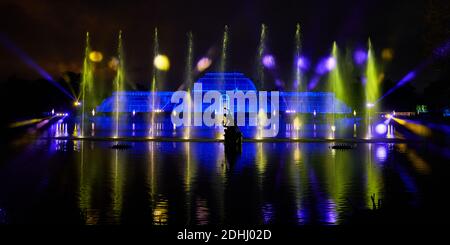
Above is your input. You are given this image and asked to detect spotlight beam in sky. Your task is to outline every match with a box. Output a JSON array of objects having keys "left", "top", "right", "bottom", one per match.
[{"left": 0, "top": 32, "right": 75, "bottom": 100}]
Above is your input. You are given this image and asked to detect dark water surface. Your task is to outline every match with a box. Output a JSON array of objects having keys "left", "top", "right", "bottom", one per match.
[{"left": 1, "top": 128, "right": 449, "bottom": 225}]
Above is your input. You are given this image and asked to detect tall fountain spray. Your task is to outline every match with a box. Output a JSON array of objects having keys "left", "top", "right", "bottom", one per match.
[
  {"left": 365, "top": 39, "right": 380, "bottom": 138},
  {"left": 256, "top": 24, "right": 267, "bottom": 90},
  {"left": 331, "top": 42, "right": 345, "bottom": 102},
  {"left": 184, "top": 32, "right": 194, "bottom": 139},
  {"left": 80, "top": 32, "right": 93, "bottom": 138},
  {"left": 113, "top": 30, "right": 125, "bottom": 138},
  {"left": 150, "top": 28, "right": 159, "bottom": 137},
  {"left": 327, "top": 42, "right": 344, "bottom": 138}
]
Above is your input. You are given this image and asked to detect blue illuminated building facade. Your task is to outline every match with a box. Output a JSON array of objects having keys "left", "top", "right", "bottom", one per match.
[{"left": 96, "top": 72, "right": 352, "bottom": 114}]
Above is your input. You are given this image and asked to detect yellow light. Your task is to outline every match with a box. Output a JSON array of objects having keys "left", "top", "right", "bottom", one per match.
[
  {"left": 154, "top": 54, "right": 170, "bottom": 71},
  {"left": 381, "top": 48, "right": 393, "bottom": 61},
  {"left": 74, "top": 101, "right": 81, "bottom": 107},
  {"left": 353, "top": 110, "right": 356, "bottom": 117},
  {"left": 331, "top": 125, "right": 336, "bottom": 132},
  {"left": 293, "top": 146, "right": 301, "bottom": 161},
  {"left": 258, "top": 109, "right": 266, "bottom": 126},
  {"left": 293, "top": 117, "right": 301, "bottom": 130},
  {"left": 89, "top": 51, "right": 103, "bottom": 62},
  {"left": 385, "top": 114, "right": 392, "bottom": 119}
]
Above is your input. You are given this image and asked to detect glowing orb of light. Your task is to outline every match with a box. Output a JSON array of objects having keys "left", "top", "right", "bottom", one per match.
[
  {"left": 74, "top": 101, "right": 81, "bottom": 107},
  {"left": 154, "top": 54, "right": 170, "bottom": 71},
  {"left": 275, "top": 79, "right": 284, "bottom": 87},
  {"left": 331, "top": 125, "right": 336, "bottom": 132},
  {"left": 375, "top": 123, "right": 387, "bottom": 134},
  {"left": 381, "top": 48, "right": 394, "bottom": 61},
  {"left": 89, "top": 51, "right": 103, "bottom": 62},
  {"left": 296, "top": 56, "right": 309, "bottom": 70},
  {"left": 196, "top": 57, "right": 212, "bottom": 72},
  {"left": 262, "top": 54, "right": 275, "bottom": 69},
  {"left": 293, "top": 117, "right": 301, "bottom": 130},
  {"left": 108, "top": 57, "right": 119, "bottom": 71},
  {"left": 353, "top": 49, "right": 367, "bottom": 65},
  {"left": 325, "top": 57, "right": 336, "bottom": 70}
]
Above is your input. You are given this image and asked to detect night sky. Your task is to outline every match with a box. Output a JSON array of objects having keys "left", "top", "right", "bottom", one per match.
[{"left": 0, "top": 0, "right": 447, "bottom": 92}]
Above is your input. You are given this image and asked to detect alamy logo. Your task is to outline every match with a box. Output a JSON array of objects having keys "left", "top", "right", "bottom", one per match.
[{"left": 170, "top": 83, "right": 280, "bottom": 137}]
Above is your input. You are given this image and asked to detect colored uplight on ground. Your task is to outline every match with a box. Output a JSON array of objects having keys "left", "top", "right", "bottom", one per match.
[
  {"left": 262, "top": 54, "right": 275, "bottom": 69},
  {"left": 375, "top": 123, "right": 387, "bottom": 134},
  {"left": 89, "top": 51, "right": 103, "bottom": 62},
  {"left": 196, "top": 57, "right": 212, "bottom": 72},
  {"left": 74, "top": 100, "right": 82, "bottom": 107},
  {"left": 154, "top": 54, "right": 170, "bottom": 71}
]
